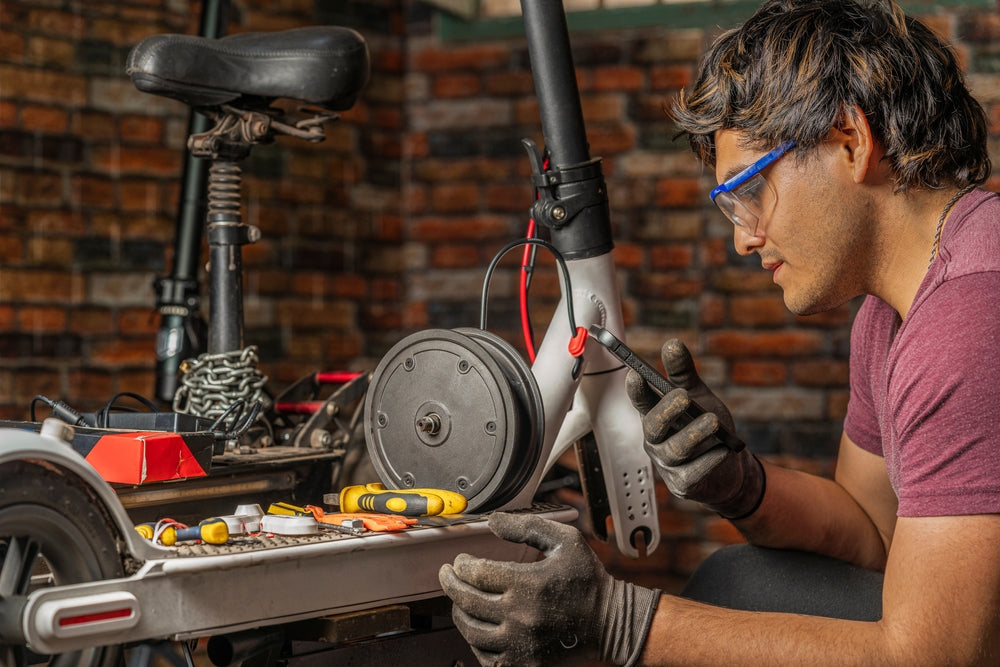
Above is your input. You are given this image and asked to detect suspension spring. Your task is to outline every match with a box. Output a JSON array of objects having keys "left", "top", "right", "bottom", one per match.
[{"left": 207, "top": 161, "right": 242, "bottom": 224}]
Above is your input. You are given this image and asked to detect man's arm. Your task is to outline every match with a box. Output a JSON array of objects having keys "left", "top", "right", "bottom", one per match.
[
  {"left": 641, "top": 512, "right": 1000, "bottom": 666},
  {"left": 733, "top": 433, "right": 896, "bottom": 571}
]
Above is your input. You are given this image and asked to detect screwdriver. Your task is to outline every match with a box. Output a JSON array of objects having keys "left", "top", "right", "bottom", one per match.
[
  {"left": 331, "top": 483, "right": 468, "bottom": 516},
  {"left": 135, "top": 518, "right": 229, "bottom": 546}
]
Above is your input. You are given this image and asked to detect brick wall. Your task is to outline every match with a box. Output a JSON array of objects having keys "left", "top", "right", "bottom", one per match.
[{"left": 1, "top": 0, "right": 998, "bottom": 585}]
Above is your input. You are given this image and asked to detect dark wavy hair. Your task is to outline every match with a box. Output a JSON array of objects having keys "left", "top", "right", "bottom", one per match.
[{"left": 670, "top": 0, "right": 990, "bottom": 192}]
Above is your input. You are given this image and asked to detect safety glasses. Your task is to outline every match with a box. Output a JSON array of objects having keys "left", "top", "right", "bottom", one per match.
[{"left": 710, "top": 140, "right": 796, "bottom": 235}]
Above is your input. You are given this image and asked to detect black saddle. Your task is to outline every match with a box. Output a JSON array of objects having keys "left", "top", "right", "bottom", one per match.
[{"left": 126, "top": 26, "right": 370, "bottom": 111}]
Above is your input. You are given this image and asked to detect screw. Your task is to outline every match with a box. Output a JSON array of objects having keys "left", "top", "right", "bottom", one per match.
[
  {"left": 485, "top": 421, "right": 496, "bottom": 434},
  {"left": 404, "top": 357, "right": 415, "bottom": 370},
  {"left": 402, "top": 474, "right": 415, "bottom": 488},
  {"left": 457, "top": 359, "right": 470, "bottom": 373},
  {"left": 551, "top": 206, "right": 566, "bottom": 221},
  {"left": 457, "top": 477, "right": 469, "bottom": 490},
  {"left": 377, "top": 412, "right": 388, "bottom": 427},
  {"left": 310, "top": 430, "right": 332, "bottom": 448},
  {"left": 416, "top": 413, "right": 442, "bottom": 435}
]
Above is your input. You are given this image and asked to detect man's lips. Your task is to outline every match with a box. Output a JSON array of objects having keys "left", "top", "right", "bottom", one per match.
[{"left": 763, "top": 261, "right": 783, "bottom": 280}]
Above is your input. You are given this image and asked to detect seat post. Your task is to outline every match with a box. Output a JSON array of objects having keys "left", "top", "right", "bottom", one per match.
[{"left": 204, "top": 159, "right": 256, "bottom": 354}]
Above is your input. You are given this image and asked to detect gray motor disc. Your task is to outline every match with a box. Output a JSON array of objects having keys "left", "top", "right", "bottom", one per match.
[{"left": 364, "top": 328, "right": 542, "bottom": 512}]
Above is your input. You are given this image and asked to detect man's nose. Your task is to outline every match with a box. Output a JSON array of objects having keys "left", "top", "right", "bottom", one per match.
[{"left": 734, "top": 225, "right": 765, "bottom": 256}]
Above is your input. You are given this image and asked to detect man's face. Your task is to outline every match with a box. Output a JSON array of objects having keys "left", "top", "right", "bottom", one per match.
[{"left": 713, "top": 129, "right": 871, "bottom": 315}]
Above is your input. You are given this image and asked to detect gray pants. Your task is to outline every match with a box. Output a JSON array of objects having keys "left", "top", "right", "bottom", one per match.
[{"left": 681, "top": 545, "right": 884, "bottom": 621}]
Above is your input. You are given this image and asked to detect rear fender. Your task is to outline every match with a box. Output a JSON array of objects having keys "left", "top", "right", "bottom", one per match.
[{"left": 0, "top": 423, "right": 172, "bottom": 562}]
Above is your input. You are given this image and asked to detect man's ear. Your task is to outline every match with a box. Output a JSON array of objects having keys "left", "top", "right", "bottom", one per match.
[{"left": 832, "top": 105, "right": 877, "bottom": 184}]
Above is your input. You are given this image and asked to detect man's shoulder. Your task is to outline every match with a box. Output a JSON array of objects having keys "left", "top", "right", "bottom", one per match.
[{"left": 941, "top": 189, "right": 1000, "bottom": 276}]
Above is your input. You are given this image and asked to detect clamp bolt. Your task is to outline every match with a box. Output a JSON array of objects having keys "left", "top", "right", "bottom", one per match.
[{"left": 416, "top": 413, "right": 442, "bottom": 436}]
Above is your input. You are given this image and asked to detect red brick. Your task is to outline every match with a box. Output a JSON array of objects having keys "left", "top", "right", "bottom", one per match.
[
  {"left": 828, "top": 390, "right": 850, "bottom": 420},
  {"left": 706, "top": 330, "right": 826, "bottom": 358},
  {"left": 118, "top": 307, "right": 159, "bottom": 336},
  {"left": 92, "top": 146, "right": 181, "bottom": 176},
  {"left": 431, "top": 244, "right": 481, "bottom": 269},
  {"left": 403, "top": 301, "right": 428, "bottom": 329},
  {"left": 588, "top": 124, "right": 635, "bottom": 155},
  {"left": 29, "top": 7, "right": 86, "bottom": 33},
  {"left": 325, "top": 331, "right": 363, "bottom": 361},
  {"left": 699, "top": 294, "right": 726, "bottom": 328},
  {"left": 16, "top": 172, "right": 62, "bottom": 207},
  {"left": 0, "top": 65, "right": 86, "bottom": 106},
  {"left": 0, "top": 31, "right": 25, "bottom": 62},
  {"left": 89, "top": 338, "right": 156, "bottom": 366},
  {"left": 636, "top": 274, "right": 705, "bottom": 300},
  {"left": 0, "top": 100, "right": 17, "bottom": 125},
  {"left": 430, "top": 183, "right": 479, "bottom": 213},
  {"left": 70, "top": 307, "right": 116, "bottom": 335},
  {"left": 650, "top": 243, "right": 693, "bottom": 270},
  {"left": 485, "top": 184, "right": 532, "bottom": 213},
  {"left": 13, "top": 368, "right": 60, "bottom": 404},
  {"left": 654, "top": 178, "right": 701, "bottom": 207},
  {"left": 484, "top": 71, "right": 534, "bottom": 96},
  {"left": 792, "top": 359, "right": 849, "bottom": 387},
  {"left": 732, "top": 360, "right": 787, "bottom": 386},
  {"left": 370, "top": 277, "right": 400, "bottom": 301},
  {"left": 0, "top": 235, "right": 24, "bottom": 264},
  {"left": 26, "top": 237, "right": 71, "bottom": 266},
  {"left": 432, "top": 73, "right": 482, "bottom": 99},
  {"left": 580, "top": 94, "right": 626, "bottom": 122},
  {"left": 0, "top": 269, "right": 68, "bottom": 301},
  {"left": 275, "top": 300, "right": 354, "bottom": 329},
  {"left": 73, "top": 111, "right": 116, "bottom": 141},
  {"left": 412, "top": 44, "right": 510, "bottom": 72},
  {"left": 701, "top": 238, "right": 729, "bottom": 267},
  {"left": 67, "top": 369, "right": 114, "bottom": 405},
  {"left": 16, "top": 305, "right": 64, "bottom": 333},
  {"left": 731, "top": 294, "right": 787, "bottom": 326},
  {"left": 411, "top": 215, "right": 510, "bottom": 242},
  {"left": 0, "top": 305, "right": 15, "bottom": 331},
  {"left": 20, "top": 104, "right": 68, "bottom": 132},
  {"left": 592, "top": 66, "right": 644, "bottom": 92},
  {"left": 27, "top": 35, "right": 74, "bottom": 68},
  {"left": 612, "top": 242, "right": 643, "bottom": 269},
  {"left": 650, "top": 64, "right": 693, "bottom": 91}
]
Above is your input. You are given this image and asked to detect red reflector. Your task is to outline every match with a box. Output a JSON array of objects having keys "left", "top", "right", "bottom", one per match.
[{"left": 58, "top": 608, "right": 133, "bottom": 627}]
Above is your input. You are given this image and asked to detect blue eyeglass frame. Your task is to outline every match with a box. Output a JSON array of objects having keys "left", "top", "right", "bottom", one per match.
[{"left": 709, "top": 139, "right": 797, "bottom": 203}]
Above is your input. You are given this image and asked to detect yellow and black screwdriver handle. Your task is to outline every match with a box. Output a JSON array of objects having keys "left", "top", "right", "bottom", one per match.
[{"left": 338, "top": 483, "right": 467, "bottom": 516}]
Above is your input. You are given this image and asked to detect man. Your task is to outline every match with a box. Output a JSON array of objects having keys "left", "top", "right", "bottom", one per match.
[{"left": 439, "top": 1, "right": 1000, "bottom": 665}]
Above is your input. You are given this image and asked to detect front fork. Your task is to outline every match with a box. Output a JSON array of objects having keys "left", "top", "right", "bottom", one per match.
[{"left": 500, "top": 252, "right": 660, "bottom": 559}]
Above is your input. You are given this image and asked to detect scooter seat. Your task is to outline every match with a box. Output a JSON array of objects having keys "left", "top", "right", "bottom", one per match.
[{"left": 126, "top": 26, "right": 370, "bottom": 110}]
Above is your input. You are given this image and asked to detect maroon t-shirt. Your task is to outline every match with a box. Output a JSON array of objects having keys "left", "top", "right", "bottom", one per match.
[{"left": 844, "top": 189, "right": 1000, "bottom": 517}]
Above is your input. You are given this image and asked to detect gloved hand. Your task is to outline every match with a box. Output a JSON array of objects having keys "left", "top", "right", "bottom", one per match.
[
  {"left": 439, "top": 512, "right": 660, "bottom": 667},
  {"left": 625, "top": 338, "right": 765, "bottom": 520}
]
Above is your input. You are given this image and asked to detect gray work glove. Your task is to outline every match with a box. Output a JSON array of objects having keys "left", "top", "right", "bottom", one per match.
[
  {"left": 625, "top": 338, "right": 765, "bottom": 520},
  {"left": 439, "top": 512, "right": 660, "bottom": 667}
]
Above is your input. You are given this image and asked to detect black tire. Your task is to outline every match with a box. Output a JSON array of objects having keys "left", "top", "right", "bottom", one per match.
[{"left": 0, "top": 460, "right": 124, "bottom": 667}]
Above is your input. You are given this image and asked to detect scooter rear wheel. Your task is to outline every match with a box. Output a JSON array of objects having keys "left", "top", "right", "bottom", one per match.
[{"left": 0, "top": 460, "right": 124, "bottom": 667}]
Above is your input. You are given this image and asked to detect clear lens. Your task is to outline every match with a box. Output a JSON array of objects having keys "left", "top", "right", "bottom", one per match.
[{"left": 714, "top": 173, "right": 774, "bottom": 235}]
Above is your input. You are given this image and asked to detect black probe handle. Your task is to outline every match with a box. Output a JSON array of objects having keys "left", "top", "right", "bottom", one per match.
[{"left": 588, "top": 326, "right": 746, "bottom": 453}]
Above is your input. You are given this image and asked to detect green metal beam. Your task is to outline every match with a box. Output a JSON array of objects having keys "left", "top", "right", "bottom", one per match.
[{"left": 438, "top": 1, "right": 996, "bottom": 42}]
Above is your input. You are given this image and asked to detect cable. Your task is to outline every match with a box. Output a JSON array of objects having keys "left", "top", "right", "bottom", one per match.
[
  {"left": 30, "top": 395, "right": 88, "bottom": 426},
  {"left": 520, "top": 218, "right": 538, "bottom": 362},
  {"left": 94, "top": 391, "right": 160, "bottom": 428},
  {"left": 480, "top": 238, "right": 582, "bottom": 353}
]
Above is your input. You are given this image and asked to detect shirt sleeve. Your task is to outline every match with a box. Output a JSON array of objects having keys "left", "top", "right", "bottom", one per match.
[
  {"left": 891, "top": 272, "right": 1000, "bottom": 517},
  {"left": 844, "top": 296, "right": 886, "bottom": 457}
]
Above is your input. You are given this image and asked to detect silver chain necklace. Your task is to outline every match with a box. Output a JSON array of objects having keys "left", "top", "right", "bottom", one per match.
[{"left": 928, "top": 184, "right": 976, "bottom": 270}]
